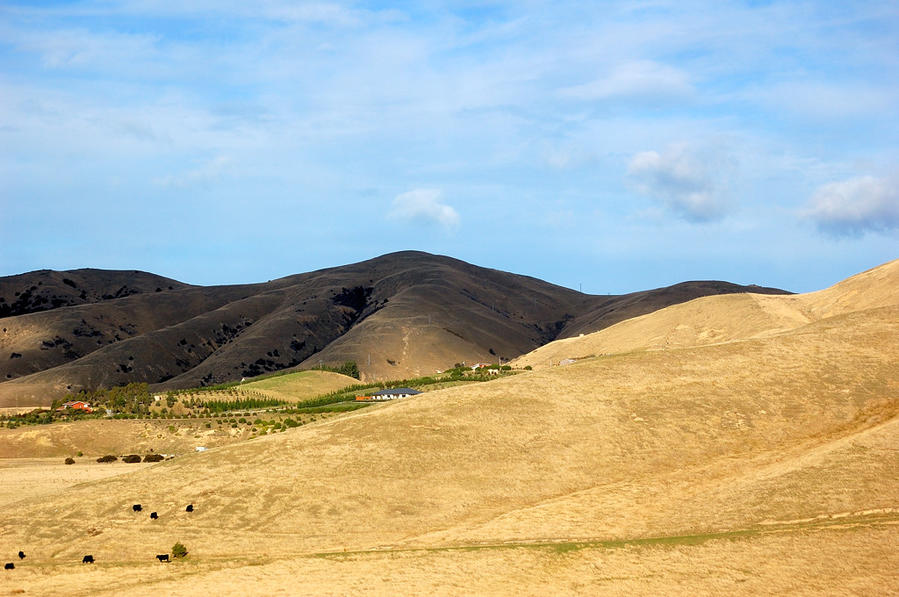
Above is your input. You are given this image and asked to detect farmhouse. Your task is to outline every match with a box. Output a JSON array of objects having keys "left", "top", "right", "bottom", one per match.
[
  {"left": 356, "top": 388, "right": 422, "bottom": 401},
  {"left": 56, "top": 401, "right": 93, "bottom": 413}
]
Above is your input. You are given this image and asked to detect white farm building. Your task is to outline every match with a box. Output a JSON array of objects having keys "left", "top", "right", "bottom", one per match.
[{"left": 356, "top": 388, "right": 422, "bottom": 401}]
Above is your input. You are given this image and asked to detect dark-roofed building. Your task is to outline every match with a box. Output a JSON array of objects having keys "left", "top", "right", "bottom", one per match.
[{"left": 356, "top": 388, "right": 422, "bottom": 401}]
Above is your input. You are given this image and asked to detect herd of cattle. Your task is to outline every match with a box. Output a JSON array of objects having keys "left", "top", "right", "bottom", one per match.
[{"left": 4, "top": 503, "right": 194, "bottom": 570}]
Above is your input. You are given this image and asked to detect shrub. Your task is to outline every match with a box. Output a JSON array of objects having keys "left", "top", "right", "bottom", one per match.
[
  {"left": 171, "top": 541, "right": 188, "bottom": 559},
  {"left": 97, "top": 454, "right": 117, "bottom": 463},
  {"left": 283, "top": 418, "right": 299, "bottom": 428},
  {"left": 319, "top": 360, "right": 360, "bottom": 379},
  {"left": 76, "top": 451, "right": 83, "bottom": 457},
  {"left": 122, "top": 454, "right": 141, "bottom": 463},
  {"left": 524, "top": 365, "right": 532, "bottom": 370},
  {"left": 64, "top": 457, "right": 75, "bottom": 465},
  {"left": 143, "top": 454, "right": 164, "bottom": 462}
]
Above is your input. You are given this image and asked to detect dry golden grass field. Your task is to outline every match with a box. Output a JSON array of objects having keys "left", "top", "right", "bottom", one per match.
[
  {"left": 237, "top": 369, "right": 356, "bottom": 401},
  {"left": 0, "top": 260, "right": 896, "bottom": 595}
]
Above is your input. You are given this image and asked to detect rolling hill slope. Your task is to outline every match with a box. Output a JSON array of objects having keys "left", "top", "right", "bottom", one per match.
[
  {"left": 0, "top": 251, "right": 787, "bottom": 406},
  {"left": 0, "top": 260, "right": 895, "bottom": 595},
  {"left": 513, "top": 258, "right": 898, "bottom": 368}
]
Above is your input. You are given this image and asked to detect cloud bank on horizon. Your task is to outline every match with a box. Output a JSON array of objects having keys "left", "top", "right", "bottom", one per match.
[{"left": 0, "top": 1, "right": 896, "bottom": 293}]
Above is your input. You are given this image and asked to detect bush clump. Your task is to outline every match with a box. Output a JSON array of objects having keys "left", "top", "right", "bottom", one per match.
[
  {"left": 64, "top": 457, "right": 75, "bottom": 465},
  {"left": 122, "top": 454, "right": 141, "bottom": 463},
  {"left": 97, "top": 454, "right": 117, "bottom": 463},
  {"left": 143, "top": 454, "right": 164, "bottom": 462},
  {"left": 172, "top": 541, "right": 188, "bottom": 559}
]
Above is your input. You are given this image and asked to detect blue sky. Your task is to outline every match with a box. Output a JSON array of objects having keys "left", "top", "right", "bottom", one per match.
[{"left": 1, "top": 1, "right": 896, "bottom": 294}]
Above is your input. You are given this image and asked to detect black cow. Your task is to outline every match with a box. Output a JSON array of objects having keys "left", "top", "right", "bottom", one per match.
[
  {"left": 156, "top": 554, "right": 169, "bottom": 562},
  {"left": 185, "top": 504, "right": 194, "bottom": 512},
  {"left": 132, "top": 504, "right": 142, "bottom": 512},
  {"left": 82, "top": 555, "right": 94, "bottom": 564},
  {"left": 150, "top": 512, "right": 158, "bottom": 520},
  {"left": 18, "top": 551, "right": 25, "bottom": 560},
  {"left": 4, "top": 563, "right": 13, "bottom": 570}
]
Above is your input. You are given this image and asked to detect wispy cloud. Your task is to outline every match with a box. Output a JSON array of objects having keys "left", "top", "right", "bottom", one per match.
[
  {"left": 7, "top": 27, "right": 160, "bottom": 69},
  {"left": 154, "top": 156, "right": 233, "bottom": 188},
  {"left": 803, "top": 175, "right": 899, "bottom": 237},
  {"left": 559, "top": 60, "right": 693, "bottom": 102},
  {"left": 389, "top": 189, "right": 460, "bottom": 231},
  {"left": 1, "top": 0, "right": 897, "bottom": 291},
  {"left": 627, "top": 143, "right": 732, "bottom": 222},
  {"left": 745, "top": 80, "right": 896, "bottom": 120}
]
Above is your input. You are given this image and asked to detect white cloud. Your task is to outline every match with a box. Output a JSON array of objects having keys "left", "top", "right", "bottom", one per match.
[
  {"left": 627, "top": 143, "right": 730, "bottom": 222},
  {"left": 388, "top": 189, "right": 460, "bottom": 230},
  {"left": 559, "top": 60, "right": 693, "bottom": 102},
  {"left": 803, "top": 175, "right": 899, "bottom": 237}
]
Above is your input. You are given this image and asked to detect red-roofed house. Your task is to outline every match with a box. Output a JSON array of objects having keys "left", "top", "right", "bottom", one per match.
[{"left": 56, "top": 401, "right": 93, "bottom": 413}]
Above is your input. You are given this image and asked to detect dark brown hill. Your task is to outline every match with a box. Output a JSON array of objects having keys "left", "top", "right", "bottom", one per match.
[
  {"left": 0, "top": 252, "right": 789, "bottom": 406},
  {"left": 0, "top": 269, "right": 189, "bottom": 317}
]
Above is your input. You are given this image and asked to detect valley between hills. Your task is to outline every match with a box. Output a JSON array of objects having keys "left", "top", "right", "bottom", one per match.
[{"left": 0, "top": 255, "right": 896, "bottom": 595}]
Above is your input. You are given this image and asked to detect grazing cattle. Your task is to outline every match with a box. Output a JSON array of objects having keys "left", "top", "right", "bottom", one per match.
[
  {"left": 132, "top": 504, "right": 142, "bottom": 512},
  {"left": 18, "top": 551, "right": 25, "bottom": 559},
  {"left": 82, "top": 555, "right": 94, "bottom": 564},
  {"left": 156, "top": 554, "right": 169, "bottom": 562},
  {"left": 4, "top": 563, "right": 13, "bottom": 570},
  {"left": 150, "top": 512, "right": 158, "bottom": 520},
  {"left": 185, "top": 504, "right": 194, "bottom": 512}
]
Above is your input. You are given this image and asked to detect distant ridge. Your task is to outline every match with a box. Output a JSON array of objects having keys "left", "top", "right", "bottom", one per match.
[{"left": 0, "top": 251, "right": 789, "bottom": 405}]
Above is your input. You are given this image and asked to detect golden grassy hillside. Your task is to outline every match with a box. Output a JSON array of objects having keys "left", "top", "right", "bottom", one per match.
[
  {"left": 238, "top": 369, "right": 357, "bottom": 402},
  {"left": 0, "top": 418, "right": 258, "bottom": 459},
  {"left": 513, "top": 259, "right": 898, "bottom": 368},
  {"left": 0, "top": 262, "right": 896, "bottom": 595}
]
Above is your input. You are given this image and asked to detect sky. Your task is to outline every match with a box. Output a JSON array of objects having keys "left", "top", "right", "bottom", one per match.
[{"left": 1, "top": 1, "right": 897, "bottom": 294}]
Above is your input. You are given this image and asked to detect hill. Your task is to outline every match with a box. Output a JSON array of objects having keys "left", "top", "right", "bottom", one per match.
[
  {"left": 238, "top": 369, "right": 358, "bottom": 402},
  {"left": 514, "top": 258, "right": 899, "bottom": 369},
  {"left": 0, "top": 251, "right": 786, "bottom": 406},
  {"left": 0, "top": 269, "right": 190, "bottom": 318},
  {"left": 0, "top": 260, "right": 894, "bottom": 595}
]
